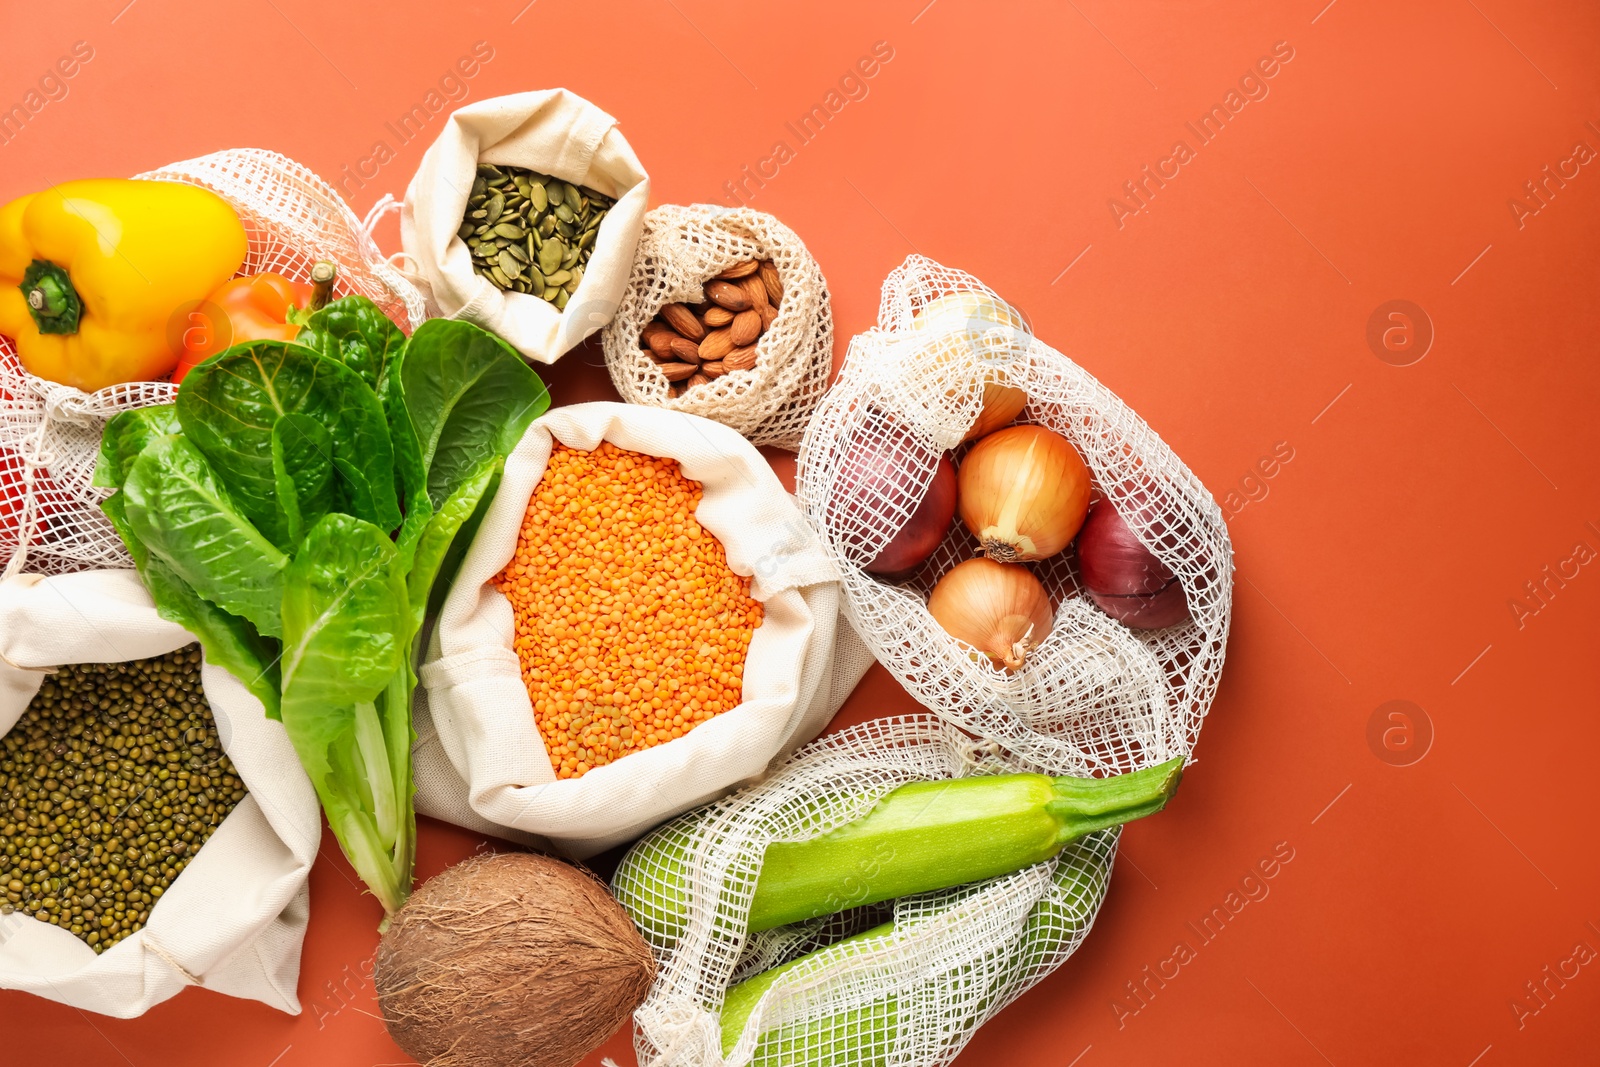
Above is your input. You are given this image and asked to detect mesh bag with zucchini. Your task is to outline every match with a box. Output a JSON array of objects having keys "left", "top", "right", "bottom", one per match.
[
  {"left": 795, "top": 256, "right": 1233, "bottom": 777},
  {"left": 612, "top": 714, "right": 1182, "bottom": 1067}
]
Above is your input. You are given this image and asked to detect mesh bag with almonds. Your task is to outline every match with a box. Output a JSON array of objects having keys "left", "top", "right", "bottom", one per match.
[
  {"left": 612, "top": 713, "right": 1117, "bottom": 1067},
  {"left": 601, "top": 205, "right": 833, "bottom": 449},
  {"left": 795, "top": 256, "right": 1234, "bottom": 777},
  {"left": 0, "top": 148, "right": 426, "bottom": 578}
]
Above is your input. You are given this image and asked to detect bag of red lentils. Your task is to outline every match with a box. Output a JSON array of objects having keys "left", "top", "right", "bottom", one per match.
[
  {"left": 415, "top": 402, "right": 851, "bottom": 856},
  {"left": 0, "top": 570, "right": 321, "bottom": 1017}
]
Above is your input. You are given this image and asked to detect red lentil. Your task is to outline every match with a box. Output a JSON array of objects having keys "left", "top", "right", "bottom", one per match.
[{"left": 494, "top": 442, "right": 763, "bottom": 779}]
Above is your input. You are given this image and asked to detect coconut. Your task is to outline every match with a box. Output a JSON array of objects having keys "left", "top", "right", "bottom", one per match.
[{"left": 376, "top": 851, "right": 656, "bottom": 1067}]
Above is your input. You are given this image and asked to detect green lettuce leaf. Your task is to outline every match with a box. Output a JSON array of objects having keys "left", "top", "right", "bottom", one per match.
[
  {"left": 94, "top": 405, "right": 180, "bottom": 489},
  {"left": 395, "top": 319, "right": 549, "bottom": 508},
  {"left": 271, "top": 413, "right": 335, "bottom": 548},
  {"left": 177, "top": 340, "right": 400, "bottom": 545},
  {"left": 293, "top": 295, "right": 408, "bottom": 391},
  {"left": 279, "top": 513, "right": 411, "bottom": 914},
  {"left": 103, "top": 492, "right": 283, "bottom": 718},
  {"left": 122, "top": 435, "right": 288, "bottom": 637}
]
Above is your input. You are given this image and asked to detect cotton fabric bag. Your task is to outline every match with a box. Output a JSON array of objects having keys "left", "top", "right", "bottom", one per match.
[
  {"left": 612, "top": 713, "right": 1117, "bottom": 1067},
  {"left": 601, "top": 205, "right": 833, "bottom": 448},
  {"left": 401, "top": 89, "right": 650, "bottom": 364},
  {"left": 0, "top": 569, "right": 320, "bottom": 1017},
  {"left": 416, "top": 402, "right": 844, "bottom": 856},
  {"left": 796, "top": 256, "right": 1234, "bottom": 778},
  {"left": 0, "top": 148, "right": 428, "bottom": 579}
]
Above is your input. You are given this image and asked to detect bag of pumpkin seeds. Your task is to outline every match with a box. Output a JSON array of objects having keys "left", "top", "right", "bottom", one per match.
[
  {"left": 401, "top": 89, "right": 651, "bottom": 364},
  {"left": 0, "top": 569, "right": 320, "bottom": 1017},
  {"left": 610, "top": 713, "right": 1118, "bottom": 1067}
]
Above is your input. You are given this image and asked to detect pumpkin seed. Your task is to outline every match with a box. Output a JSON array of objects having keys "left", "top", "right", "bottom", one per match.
[
  {"left": 554, "top": 287, "right": 570, "bottom": 310},
  {"left": 538, "top": 239, "right": 564, "bottom": 275},
  {"left": 461, "top": 162, "right": 615, "bottom": 293}
]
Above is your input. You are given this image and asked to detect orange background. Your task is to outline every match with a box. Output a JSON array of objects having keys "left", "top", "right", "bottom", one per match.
[{"left": 2, "top": 1, "right": 1598, "bottom": 1064}]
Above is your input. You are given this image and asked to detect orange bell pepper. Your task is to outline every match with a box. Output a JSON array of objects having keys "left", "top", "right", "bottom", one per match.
[{"left": 173, "top": 272, "right": 314, "bottom": 384}]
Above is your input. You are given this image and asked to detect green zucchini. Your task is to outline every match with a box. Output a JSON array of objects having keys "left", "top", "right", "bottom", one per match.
[
  {"left": 718, "top": 830, "right": 1116, "bottom": 1060},
  {"left": 615, "top": 758, "right": 1181, "bottom": 941}
]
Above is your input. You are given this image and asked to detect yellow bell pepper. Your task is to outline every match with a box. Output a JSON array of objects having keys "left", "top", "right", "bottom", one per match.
[{"left": 0, "top": 178, "right": 247, "bottom": 392}]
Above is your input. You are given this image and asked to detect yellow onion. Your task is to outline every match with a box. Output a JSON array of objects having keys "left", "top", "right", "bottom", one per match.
[
  {"left": 912, "top": 292, "right": 1029, "bottom": 442},
  {"left": 958, "top": 425, "right": 1091, "bottom": 563},
  {"left": 927, "top": 557, "right": 1054, "bottom": 671}
]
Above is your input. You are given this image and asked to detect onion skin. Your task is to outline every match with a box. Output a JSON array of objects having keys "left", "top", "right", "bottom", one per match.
[
  {"left": 927, "top": 557, "right": 1054, "bottom": 671},
  {"left": 1077, "top": 501, "right": 1191, "bottom": 630},
  {"left": 965, "top": 381, "right": 1028, "bottom": 442},
  {"left": 843, "top": 445, "right": 957, "bottom": 578},
  {"left": 958, "top": 425, "right": 1091, "bottom": 563},
  {"left": 911, "top": 291, "right": 1030, "bottom": 443}
]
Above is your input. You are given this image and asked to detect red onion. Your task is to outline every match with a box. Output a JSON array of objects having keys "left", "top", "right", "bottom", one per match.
[
  {"left": 1076, "top": 499, "right": 1190, "bottom": 629},
  {"left": 835, "top": 426, "right": 957, "bottom": 578}
]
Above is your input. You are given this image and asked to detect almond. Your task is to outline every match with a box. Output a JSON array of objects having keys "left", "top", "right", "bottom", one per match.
[
  {"left": 723, "top": 344, "right": 758, "bottom": 371},
  {"left": 686, "top": 372, "right": 711, "bottom": 389},
  {"left": 659, "top": 302, "right": 704, "bottom": 341},
  {"left": 699, "top": 360, "right": 727, "bottom": 378},
  {"left": 758, "top": 303, "right": 778, "bottom": 331},
  {"left": 730, "top": 309, "right": 762, "bottom": 346},
  {"left": 668, "top": 337, "right": 702, "bottom": 363},
  {"left": 715, "top": 259, "right": 760, "bottom": 280},
  {"left": 698, "top": 328, "right": 736, "bottom": 362},
  {"left": 659, "top": 361, "right": 698, "bottom": 382},
  {"left": 739, "top": 274, "right": 769, "bottom": 311},
  {"left": 642, "top": 321, "right": 676, "bottom": 360},
  {"left": 705, "top": 280, "right": 752, "bottom": 312},
  {"left": 702, "top": 305, "right": 735, "bottom": 328},
  {"left": 758, "top": 260, "right": 782, "bottom": 305}
]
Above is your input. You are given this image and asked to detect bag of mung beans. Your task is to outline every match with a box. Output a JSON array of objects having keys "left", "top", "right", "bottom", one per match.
[
  {"left": 0, "top": 569, "right": 320, "bottom": 1017},
  {"left": 401, "top": 89, "right": 651, "bottom": 364},
  {"left": 415, "top": 402, "right": 862, "bottom": 857}
]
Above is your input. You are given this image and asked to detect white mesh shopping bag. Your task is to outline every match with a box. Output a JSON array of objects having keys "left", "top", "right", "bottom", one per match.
[
  {"left": 601, "top": 205, "right": 833, "bottom": 449},
  {"left": 0, "top": 148, "right": 426, "bottom": 578},
  {"left": 795, "top": 256, "right": 1233, "bottom": 776},
  {"left": 612, "top": 714, "right": 1117, "bottom": 1067}
]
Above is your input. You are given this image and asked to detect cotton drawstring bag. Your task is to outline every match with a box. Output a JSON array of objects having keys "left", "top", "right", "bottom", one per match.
[
  {"left": 601, "top": 205, "right": 833, "bottom": 448},
  {"left": 612, "top": 713, "right": 1118, "bottom": 1067},
  {"left": 796, "top": 256, "right": 1234, "bottom": 777},
  {"left": 401, "top": 89, "right": 650, "bottom": 364},
  {"left": 0, "top": 569, "right": 321, "bottom": 1017},
  {"left": 416, "top": 402, "right": 846, "bottom": 856},
  {"left": 0, "top": 148, "right": 427, "bottom": 579}
]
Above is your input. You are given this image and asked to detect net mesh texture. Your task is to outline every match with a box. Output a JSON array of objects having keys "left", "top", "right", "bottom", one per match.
[
  {"left": 613, "top": 714, "right": 1117, "bottom": 1067},
  {"left": 602, "top": 205, "right": 833, "bottom": 449},
  {"left": 795, "top": 256, "right": 1234, "bottom": 778},
  {"left": 0, "top": 148, "right": 426, "bottom": 577}
]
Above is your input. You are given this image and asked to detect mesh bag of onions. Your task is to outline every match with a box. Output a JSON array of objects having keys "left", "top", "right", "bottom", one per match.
[
  {"left": 612, "top": 713, "right": 1116, "bottom": 1067},
  {"left": 600, "top": 205, "right": 833, "bottom": 449},
  {"left": 0, "top": 149, "right": 426, "bottom": 578},
  {"left": 795, "top": 256, "right": 1233, "bottom": 776}
]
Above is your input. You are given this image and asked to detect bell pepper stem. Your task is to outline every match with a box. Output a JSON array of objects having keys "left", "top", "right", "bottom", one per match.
[
  {"left": 309, "top": 260, "right": 338, "bottom": 311},
  {"left": 20, "top": 260, "right": 82, "bottom": 335}
]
